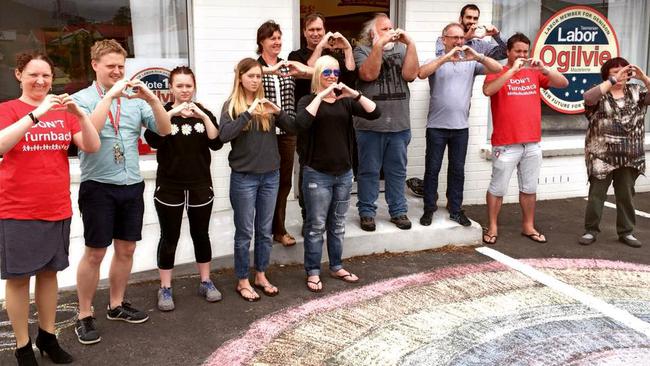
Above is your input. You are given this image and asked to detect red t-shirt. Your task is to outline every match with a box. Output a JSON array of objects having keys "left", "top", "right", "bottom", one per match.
[
  {"left": 485, "top": 67, "right": 550, "bottom": 146},
  {"left": 0, "top": 99, "right": 80, "bottom": 220}
]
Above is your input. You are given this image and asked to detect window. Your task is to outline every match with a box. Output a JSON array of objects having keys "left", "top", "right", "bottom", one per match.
[
  {"left": 492, "top": 0, "right": 650, "bottom": 136},
  {"left": 298, "top": 0, "right": 392, "bottom": 49},
  {"left": 0, "top": 0, "right": 189, "bottom": 154}
]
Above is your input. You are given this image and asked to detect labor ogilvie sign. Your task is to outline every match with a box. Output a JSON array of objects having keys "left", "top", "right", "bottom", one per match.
[{"left": 532, "top": 6, "right": 619, "bottom": 114}]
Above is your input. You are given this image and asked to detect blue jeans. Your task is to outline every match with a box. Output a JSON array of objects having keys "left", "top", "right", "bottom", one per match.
[
  {"left": 229, "top": 170, "right": 279, "bottom": 279},
  {"left": 355, "top": 129, "right": 411, "bottom": 218},
  {"left": 423, "top": 128, "right": 468, "bottom": 214},
  {"left": 302, "top": 167, "right": 353, "bottom": 276}
]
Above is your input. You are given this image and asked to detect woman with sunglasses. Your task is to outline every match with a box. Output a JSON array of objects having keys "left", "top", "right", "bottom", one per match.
[
  {"left": 219, "top": 58, "right": 295, "bottom": 301},
  {"left": 295, "top": 55, "right": 380, "bottom": 292},
  {"left": 144, "top": 66, "right": 223, "bottom": 311},
  {"left": 256, "top": 20, "right": 311, "bottom": 247},
  {"left": 0, "top": 51, "right": 100, "bottom": 365}
]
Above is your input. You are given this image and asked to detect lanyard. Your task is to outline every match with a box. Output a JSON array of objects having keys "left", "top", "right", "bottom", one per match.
[{"left": 95, "top": 83, "right": 121, "bottom": 135}]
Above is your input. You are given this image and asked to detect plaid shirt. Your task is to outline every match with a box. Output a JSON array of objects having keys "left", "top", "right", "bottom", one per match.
[{"left": 257, "top": 56, "right": 296, "bottom": 135}]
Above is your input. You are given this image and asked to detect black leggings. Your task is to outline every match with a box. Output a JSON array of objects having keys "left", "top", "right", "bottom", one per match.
[{"left": 154, "top": 185, "right": 214, "bottom": 270}]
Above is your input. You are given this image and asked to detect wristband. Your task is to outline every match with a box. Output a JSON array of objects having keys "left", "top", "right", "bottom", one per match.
[
  {"left": 28, "top": 112, "right": 39, "bottom": 125},
  {"left": 477, "top": 54, "right": 485, "bottom": 63},
  {"left": 608, "top": 76, "right": 618, "bottom": 85},
  {"left": 353, "top": 91, "right": 363, "bottom": 101}
]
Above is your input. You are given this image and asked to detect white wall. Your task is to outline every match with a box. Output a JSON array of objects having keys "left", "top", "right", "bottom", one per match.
[{"left": 192, "top": 0, "right": 298, "bottom": 211}]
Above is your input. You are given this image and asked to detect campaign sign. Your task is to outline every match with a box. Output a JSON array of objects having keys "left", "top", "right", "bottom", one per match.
[
  {"left": 130, "top": 67, "right": 174, "bottom": 104},
  {"left": 532, "top": 6, "right": 619, "bottom": 114}
]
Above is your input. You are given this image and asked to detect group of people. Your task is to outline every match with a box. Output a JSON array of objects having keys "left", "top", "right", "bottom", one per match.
[{"left": 1, "top": 4, "right": 648, "bottom": 366}]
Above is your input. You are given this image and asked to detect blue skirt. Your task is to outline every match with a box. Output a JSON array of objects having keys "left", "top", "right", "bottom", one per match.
[{"left": 0, "top": 218, "right": 71, "bottom": 279}]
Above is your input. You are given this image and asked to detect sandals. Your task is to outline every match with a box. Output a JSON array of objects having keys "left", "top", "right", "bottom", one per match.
[
  {"left": 254, "top": 282, "right": 279, "bottom": 297},
  {"left": 306, "top": 278, "right": 322, "bottom": 293},
  {"left": 482, "top": 232, "right": 498, "bottom": 245},
  {"left": 482, "top": 227, "right": 498, "bottom": 245},
  {"left": 330, "top": 270, "right": 359, "bottom": 283},
  {"left": 522, "top": 232, "right": 547, "bottom": 243},
  {"left": 235, "top": 286, "right": 260, "bottom": 302},
  {"left": 273, "top": 233, "right": 296, "bottom": 247}
]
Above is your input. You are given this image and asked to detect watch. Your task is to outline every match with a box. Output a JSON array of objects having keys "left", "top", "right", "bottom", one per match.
[
  {"left": 608, "top": 75, "right": 618, "bottom": 85},
  {"left": 28, "top": 112, "right": 39, "bottom": 125},
  {"left": 353, "top": 90, "right": 363, "bottom": 101}
]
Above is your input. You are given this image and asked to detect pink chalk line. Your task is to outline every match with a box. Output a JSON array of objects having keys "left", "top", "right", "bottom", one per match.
[{"left": 203, "top": 258, "right": 650, "bottom": 366}]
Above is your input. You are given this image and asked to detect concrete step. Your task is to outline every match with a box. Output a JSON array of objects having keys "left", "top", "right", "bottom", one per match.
[
  {"left": 0, "top": 195, "right": 481, "bottom": 299},
  {"left": 269, "top": 196, "right": 482, "bottom": 265}
]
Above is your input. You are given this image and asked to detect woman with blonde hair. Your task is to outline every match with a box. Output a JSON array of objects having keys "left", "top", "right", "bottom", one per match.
[
  {"left": 219, "top": 58, "right": 295, "bottom": 301},
  {"left": 295, "top": 55, "right": 380, "bottom": 292},
  {"left": 0, "top": 51, "right": 100, "bottom": 365}
]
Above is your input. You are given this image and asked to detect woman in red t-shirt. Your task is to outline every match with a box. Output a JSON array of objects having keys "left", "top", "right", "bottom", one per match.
[{"left": 0, "top": 52, "right": 99, "bottom": 365}]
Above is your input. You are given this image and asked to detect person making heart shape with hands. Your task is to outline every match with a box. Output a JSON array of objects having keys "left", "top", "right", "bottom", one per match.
[
  {"left": 219, "top": 58, "right": 297, "bottom": 302},
  {"left": 295, "top": 55, "right": 381, "bottom": 293},
  {"left": 0, "top": 51, "right": 100, "bottom": 365},
  {"left": 143, "top": 66, "right": 223, "bottom": 312}
]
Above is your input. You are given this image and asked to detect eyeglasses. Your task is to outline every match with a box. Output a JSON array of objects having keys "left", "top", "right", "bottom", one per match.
[
  {"left": 444, "top": 35, "right": 464, "bottom": 41},
  {"left": 321, "top": 69, "right": 340, "bottom": 77}
]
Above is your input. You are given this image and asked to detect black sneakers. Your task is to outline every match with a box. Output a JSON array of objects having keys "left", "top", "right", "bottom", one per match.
[
  {"left": 75, "top": 316, "right": 101, "bottom": 345},
  {"left": 106, "top": 301, "right": 149, "bottom": 324},
  {"left": 449, "top": 210, "right": 471, "bottom": 227},
  {"left": 360, "top": 216, "right": 376, "bottom": 231},
  {"left": 420, "top": 209, "right": 435, "bottom": 226},
  {"left": 390, "top": 215, "right": 412, "bottom": 230}
]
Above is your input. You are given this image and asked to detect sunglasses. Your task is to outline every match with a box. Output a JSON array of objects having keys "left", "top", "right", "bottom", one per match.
[{"left": 321, "top": 69, "right": 341, "bottom": 77}]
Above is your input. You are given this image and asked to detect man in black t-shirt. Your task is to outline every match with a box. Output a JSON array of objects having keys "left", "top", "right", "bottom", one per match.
[
  {"left": 289, "top": 13, "right": 356, "bottom": 108},
  {"left": 289, "top": 13, "right": 357, "bottom": 222}
]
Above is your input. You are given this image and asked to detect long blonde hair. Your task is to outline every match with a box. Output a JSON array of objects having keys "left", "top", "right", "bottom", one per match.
[
  {"left": 227, "top": 58, "right": 271, "bottom": 131},
  {"left": 311, "top": 55, "right": 339, "bottom": 93}
]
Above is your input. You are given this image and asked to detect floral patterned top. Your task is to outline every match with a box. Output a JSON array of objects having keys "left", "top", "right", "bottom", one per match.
[
  {"left": 144, "top": 102, "right": 223, "bottom": 189},
  {"left": 584, "top": 83, "right": 648, "bottom": 179}
]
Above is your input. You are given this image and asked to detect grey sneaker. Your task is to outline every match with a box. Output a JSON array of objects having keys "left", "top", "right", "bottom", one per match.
[
  {"left": 619, "top": 234, "right": 642, "bottom": 248},
  {"left": 157, "top": 287, "right": 175, "bottom": 311},
  {"left": 578, "top": 233, "right": 596, "bottom": 245},
  {"left": 199, "top": 280, "right": 222, "bottom": 302}
]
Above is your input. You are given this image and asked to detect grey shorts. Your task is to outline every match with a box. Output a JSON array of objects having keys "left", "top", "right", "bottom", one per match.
[
  {"left": 0, "top": 218, "right": 71, "bottom": 279},
  {"left": 488, "top": 142, "right": 542, "bottom": 197}
]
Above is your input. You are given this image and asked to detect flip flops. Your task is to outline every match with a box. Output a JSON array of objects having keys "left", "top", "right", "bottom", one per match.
[
  {"left": 330, "top": 270, "right": 359, "bottom": 283},
  {"left": 482, "top": 232, "right": 498, "bottom": 245},
  {"left": 235, "top": 286, "right": 260, "bottom": 302},
  {"left": 254, "top": 282, "right": 279, "bottom": 297},
  {"left": 522, "top": 232, "right": 547, "bottom": 243},
  {"left": 306, "top": 279, "right": 322, "bottom": 293}
]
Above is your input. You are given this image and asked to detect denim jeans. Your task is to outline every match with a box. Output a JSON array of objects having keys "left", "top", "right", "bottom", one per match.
[
  {"left": 355, "top": 129, "right": 411, "bottom": 218},
  {"left": 229, "top": 170, "right": 279, "bottom": 279},
  {"left": 302, "top": 167, "right": 353, "bottom": 276},
  {"left": 423, "top": 128, "right": 468, "bottom": 214}
]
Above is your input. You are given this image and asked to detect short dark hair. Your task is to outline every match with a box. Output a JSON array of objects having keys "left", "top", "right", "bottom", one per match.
[
  {"left": 507, "top": 32, "right": 530, "bottom": 51},
  {"left": 460, "top": 4, "right": 480, "bottom": 18},
  {"left": 600, "top": 57, "right": 629, "bottom": 81},
  {"left": 256, "top": 20, "right": 282, "bottom": 55},
  {"left": 303, "top": 12, "right": 325, "bottom": 30},
  {"left": 15, "top": 51, "right": 54, "bottom": 76}
]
